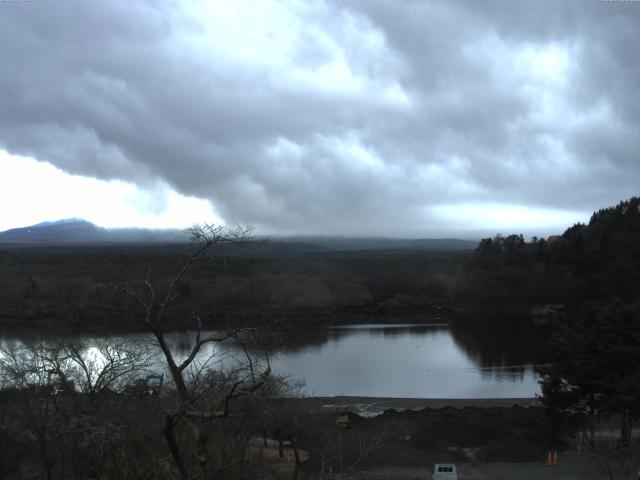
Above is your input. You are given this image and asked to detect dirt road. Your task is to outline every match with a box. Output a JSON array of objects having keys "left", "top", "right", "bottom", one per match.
[{"left": 349, "top": 453, "right": 608, "bottom": 479}]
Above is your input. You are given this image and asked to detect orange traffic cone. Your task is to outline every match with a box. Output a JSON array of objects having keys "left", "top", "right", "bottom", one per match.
[{"left": 328, "top": 464, "right": 335, "bottom": 480}]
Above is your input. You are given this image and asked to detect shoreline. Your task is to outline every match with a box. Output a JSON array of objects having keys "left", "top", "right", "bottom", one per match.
[{"left": 309, "top": 396, "right": 540, "bottom": 416}]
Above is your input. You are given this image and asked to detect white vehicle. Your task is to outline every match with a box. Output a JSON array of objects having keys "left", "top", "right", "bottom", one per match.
[{"left": 432, "top": 463, "right": 458, "bottom": 480}]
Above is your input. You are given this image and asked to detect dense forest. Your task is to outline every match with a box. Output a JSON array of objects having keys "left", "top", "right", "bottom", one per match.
[
  {"left": 0, "top": 244, "right": 464, "bottom": 331},
  {"left": 2, "top": 197, "right": 640, "bottom": 331},
  {"left": 457, "top": 197, "right": 640, "bottom": 309}
]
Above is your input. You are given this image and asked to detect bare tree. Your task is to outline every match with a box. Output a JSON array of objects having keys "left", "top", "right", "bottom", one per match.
[
  {"left": 104, "top": 223, "right": 272, "bottom": 480},
  {"left": 2, "top": 339, "right": 153, "bottom": 399},
  {"left": 0, "top": 341, "right": 48, "bottom": 391},
  {"left": 0, "top": 338, "right": 155, "bottom": 479},
  {"left": 0, "top": 341, "right": 59, "bottom": 479},
  {"left": 315, "top": 424, "right": 389, "bottom": 480},
  {"left": 585, "top": 416, "right": 640, "bottom": 480},
  {"left": 49, "top": 339, "right": 155, "bottom": 401}
]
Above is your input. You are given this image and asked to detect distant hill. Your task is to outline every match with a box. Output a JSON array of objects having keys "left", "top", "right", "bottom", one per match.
[
  {"left": 0, "top": 219, "right": 188, "bottom": 244},
  {"left": 275, "top": 236, "right": 477, "bottom": 251},
  {"left": 0, "top": 219, "right": 478, "bottom": 252}
]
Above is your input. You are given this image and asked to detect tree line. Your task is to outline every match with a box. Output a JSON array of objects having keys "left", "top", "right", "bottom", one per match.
[{"left": 456, "top": 196, "right": 640, "bottom": 308}]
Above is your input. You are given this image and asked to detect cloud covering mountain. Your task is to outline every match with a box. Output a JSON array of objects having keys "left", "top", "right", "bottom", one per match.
[{"left": 0, "top": 0, "right": 638, "bottom": 236}]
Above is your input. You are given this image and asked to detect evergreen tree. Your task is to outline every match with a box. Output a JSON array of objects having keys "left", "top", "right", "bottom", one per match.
[{"left": 539, "top": 303, "right": 640, "bottom": 442}]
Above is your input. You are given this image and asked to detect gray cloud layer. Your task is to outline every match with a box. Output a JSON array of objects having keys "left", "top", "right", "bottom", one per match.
[{"left": 1, "top": 0, "right": 639, "bottom": 236}]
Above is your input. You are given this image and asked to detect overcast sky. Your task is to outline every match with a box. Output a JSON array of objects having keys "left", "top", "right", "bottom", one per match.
[{"left": 1, "top": 0, "right": 639, "bottom": 238}]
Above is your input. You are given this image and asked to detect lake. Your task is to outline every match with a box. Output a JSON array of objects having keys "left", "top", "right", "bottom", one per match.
[
  {"left": 1, "top": 321, "right": 547, "bottom": 399},
  {"left": 268, "top": 323, "right": 545, "bottom": 398}
]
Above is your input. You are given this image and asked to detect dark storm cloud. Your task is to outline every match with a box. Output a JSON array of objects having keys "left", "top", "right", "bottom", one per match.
[{"left": 1, "top": 0, "right": 639, "bottom": 236}]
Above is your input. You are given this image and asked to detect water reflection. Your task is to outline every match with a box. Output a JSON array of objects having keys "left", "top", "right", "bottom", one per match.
[
  {"left": 447, "top": 312, "right": 551, "bottom": 387},
  {"left": 266, "top": 323, "right": 546, "bottom": 398},
  {"left": 0, "top": 321, "right": 548, "bottom": 398},
  {"left": 269, "top": 323, "right": 450, "bottom": 354}
]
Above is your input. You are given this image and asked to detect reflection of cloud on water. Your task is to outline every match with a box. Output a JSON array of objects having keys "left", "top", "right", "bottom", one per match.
[
  {"left": 265, "top": 324, "right": 544, "bottom": 398},
  {"left": 0, "top": 322, "right": 547, "bottom": 398}
]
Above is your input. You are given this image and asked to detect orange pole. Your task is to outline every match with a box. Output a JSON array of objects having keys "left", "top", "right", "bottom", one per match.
[{"left": 547, "top": 452, "right": 553, "bottom": 465}]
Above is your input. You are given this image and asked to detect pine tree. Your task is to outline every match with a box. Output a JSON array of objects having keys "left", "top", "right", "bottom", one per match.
[{"left": 539, "top": 303, "right": 640, "bottom": 442}]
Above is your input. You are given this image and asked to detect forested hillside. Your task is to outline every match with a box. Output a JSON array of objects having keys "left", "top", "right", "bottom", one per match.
[{"left": 456, "top": 197, "right": 640, "bottom": 308}]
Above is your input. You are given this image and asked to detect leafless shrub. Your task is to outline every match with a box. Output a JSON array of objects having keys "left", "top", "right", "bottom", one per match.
[{"left": 584, "top": 417, "right": 640, "bottom": 480}]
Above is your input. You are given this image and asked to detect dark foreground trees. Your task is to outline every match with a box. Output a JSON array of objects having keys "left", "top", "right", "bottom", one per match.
[
  {"left": 583, "top": 417, "right": 640, "bottom": 480},
  {"left": 0, "top": 338, "right": 161, "bottom": 479},
  {"left": 539, "top": 303, "right": 640, "bottom": 445},
  {"left": 538, "top": 302, "right": 640, "bottom": 480},
  {"left": 0, "top": 224, "right": 277, "bottom": 479}
]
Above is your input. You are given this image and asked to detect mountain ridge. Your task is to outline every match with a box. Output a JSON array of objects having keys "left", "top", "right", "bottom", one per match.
[
  {"left": 0, "top": 219, "right": 478, "bottom": 251},
  {"left": 0, "top": 219, "right": 188, "bottom": 244}
]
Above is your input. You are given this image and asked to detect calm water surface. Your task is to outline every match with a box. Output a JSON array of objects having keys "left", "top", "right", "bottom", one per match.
[
  {"left": 269, "top": 324, "right": 543, "bottom": 398},
  {"left": 1, "top": 322, "right": 547, "bottom": 398}
]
